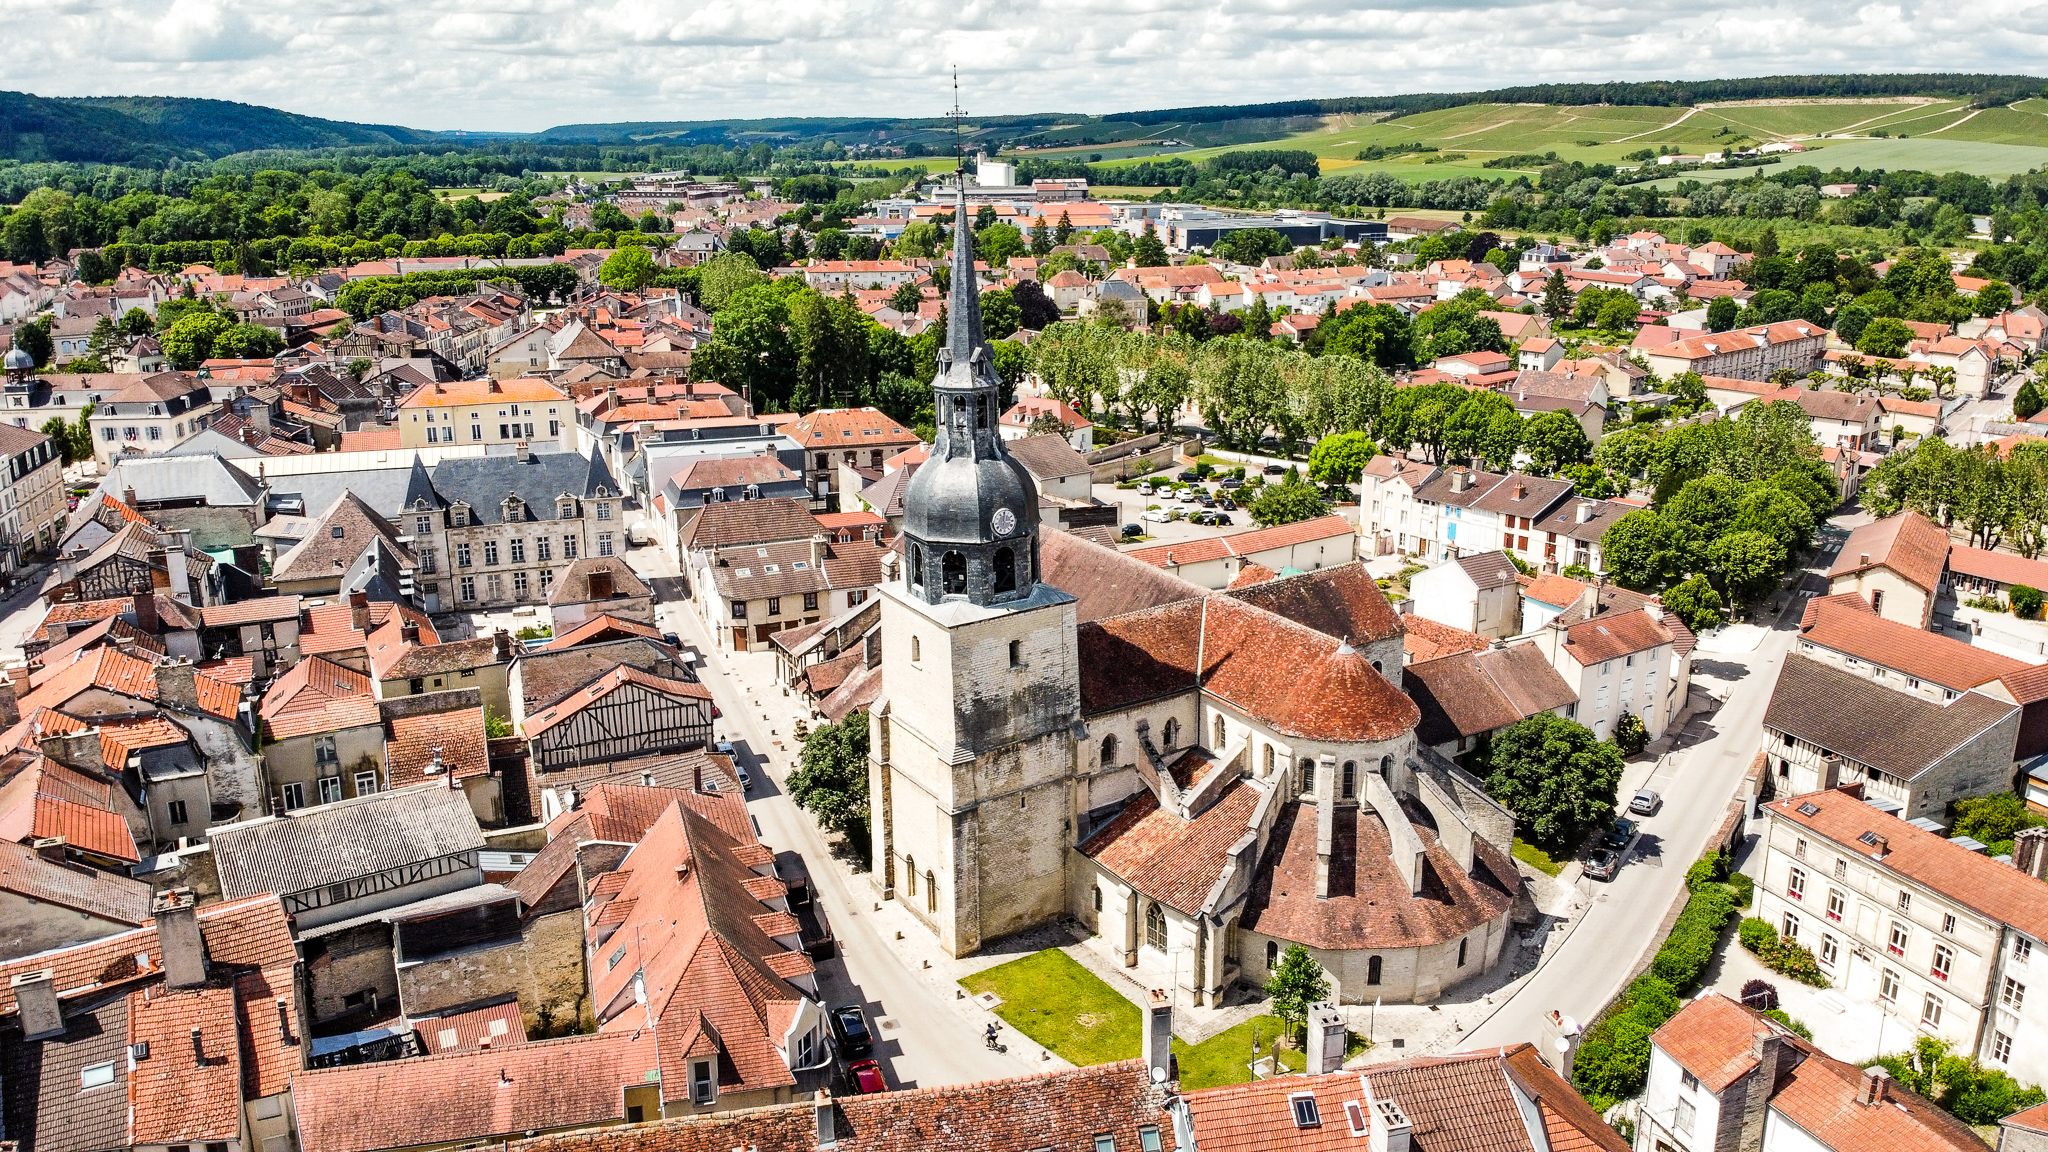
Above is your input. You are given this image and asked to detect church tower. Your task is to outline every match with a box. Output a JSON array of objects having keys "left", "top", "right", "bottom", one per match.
[{"left": 870, "top": 180, "right": 1082, "bottom": 957}]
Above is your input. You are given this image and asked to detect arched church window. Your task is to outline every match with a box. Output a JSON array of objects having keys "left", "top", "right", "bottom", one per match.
[
  {"left": 911, "top": 636, "right": 920, "bottom": 662},
  {"left": 942, "top": 551, "right": 966, "bottom": 595},
  {"left": 993, "top": 547, "right": 1016, "bottom": 594},
  {"left": 926, "top": 872, "right": 937, "bottom": 913},
  {"left": 1266, "top": 940, "right": 1279, "bottom": 969},
  {"left": 1262, "top": 744, "right": 1274, "bottom": 776},
  {"left": 1458, "top": 937, "right": 1468, "bottom": 967},
  {"left": 1213, "top": 716, "right": 1226, "bottom": 748},
  {"left": 1342, "top": 761, "right": 1356, "bottom": 799},
  {"left": 1093, "top": 886, "right": 1103, "bottom": 912},
  {"left": 904, "top": 857, "right": 916, "bottom": 896},
  {"left": 1381, "top": 755, "right": 1393, "bottom": 775},
  {"left": 1368, "top": 955, "right": 1383, "bottom": 985},
  {"left": 1101, "top": 734, "right": 1118, "bottom": 767},
  {"left": 1145, "top": 903, "right": 1167, "bottom": 952},
  {"left": 910, "top": 545, "right": 924, "bottom": 591},
  {"left": 1162, "top": 719, "right": 1179, "bottom": 749},
  {"left": 1300, "top": 758, "right": 1315, "bottom": 793},
  {"left": 977, "top": 396, "right": 988, "bottom": 428}
]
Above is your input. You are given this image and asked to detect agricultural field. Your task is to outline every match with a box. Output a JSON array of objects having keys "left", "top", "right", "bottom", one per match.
[{"left": 1797, "top": 136, "right": 2048, "bottom": 175}]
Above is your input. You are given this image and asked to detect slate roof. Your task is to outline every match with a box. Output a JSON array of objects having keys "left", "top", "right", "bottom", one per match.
[
  {"left": 0, "top": 992, "right": 131, "bottom": 1152},
  {"left": 1237, "top": 799, "right": 1516, "bottom": 951},
  {"left": 1405, "top": 643, "right": 1578, "bottom": 744},
  {"left": 266, "top": 458, "right": 441, "bottom": 521},
  {"left": 1452, "top": 550, "right": 1522, "bottom": 591},
  {"left": 430, "top": 447, "right": 619, "bottom": 525},
  {"left": 97, "top": 452, "right": 264, "bottom": 508},
  {"left": 270, "top": 491, "right": 418, "bottom": 583},
  {"left": 1763, "top": 655, "right": 2018, "bottom": 780},
  {"left": 210, "top": 784, "right": 483, "bottom": 901}
]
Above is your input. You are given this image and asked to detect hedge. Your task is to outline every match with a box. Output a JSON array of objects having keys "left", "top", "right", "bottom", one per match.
[{"left": 1572, "top": 860, "right": 1740, "bottom": 1109}]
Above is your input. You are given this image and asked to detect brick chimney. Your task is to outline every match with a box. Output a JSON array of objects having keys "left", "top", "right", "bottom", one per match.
[
  {"left": 349, "top": 590, "right": 371, "bottom": 634},
  {"left": 2016, "top": 827, "right": 2048, "bottom": 879},
  {"left": 494, "top": 630, "right": 513, "bottom": 660},
  {"left": 1858, "top": 1065, "right": 1891, "bottom": 1106},
  {"left": 132, "top": 584, "right": 159, "bottom": 634},
  {"left": 589, "top": 568, "right": 614, "bottom": 600}
]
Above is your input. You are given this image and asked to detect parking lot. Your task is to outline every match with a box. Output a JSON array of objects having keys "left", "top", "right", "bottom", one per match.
[{"left": 1088, "top": 466, "right": 1361, "bottom": 550}]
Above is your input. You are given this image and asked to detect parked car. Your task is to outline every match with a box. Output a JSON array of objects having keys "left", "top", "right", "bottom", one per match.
[
  {"left": 1263, "top": 464, "right": 1287, "bottom": 475},
  {"left": 1177, "top": 469, "right": 1201, "bottom": 482},
  {"left": 1210, "top": 512, "right": 1233, "bottom": 526},
  {"left": 1136, "top": 481, "right": 1154, "bottom": 495},
  {"left": 1630, "top": 790, "right": 1661, "bottom": 816},
  {"left": 1121, "top": 523, "right": 1144, "bottom": 538},
  {"left": 848, "top": 1058, "right": 887, "bottom": 1094},
  {"left": 662, "top": 631, "right": 682, "bottom": 648},
  {"left": 833, "top": 1004, "right": 873, "bottom": 1055},
  {"left": 1601, "top": 819, "right": 1639, "bottom": 851},
  {"left": 1220, "top": 477, "right": 1245, "bottom": 489},
  {"left": 1584, "top": 848, "right": 1623, "bottom": 882},
  {"left": 1142, "top": 507, "right": 1172, "bottom": 524},
  {"left": 1178, "top": 488, "right": 1200, "bottom": 502},
  {"left": 1219, "top": 498, "right": 1237, "bottom": 511},
  {"left": 1197, "top": 494, "right": 1216, "bottom": 508}
]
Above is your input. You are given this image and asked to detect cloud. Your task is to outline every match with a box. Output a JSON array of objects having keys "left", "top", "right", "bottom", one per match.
[{"left": 3, "top": 0, "right": 2045, "bottom": 133}]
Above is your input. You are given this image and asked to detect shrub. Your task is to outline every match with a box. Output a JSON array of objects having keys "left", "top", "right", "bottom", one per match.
[
  {"left": 1739, "top": 916, "right": 1777, "bottom": 953},
  {"left": 2014, "top": 585, "right": 2044, "bottom": 620},
  {"left": 1613, "top": 711, "right": 1648, "bottom": 755},
  {"left": 1762, "top": 1009, "right": 1813, "bottom": 1040},
  {"left": 1651, "top": 883, "right": 1735, "bottom": 990},
  {"left": 1730, "top": 871, "right": 1755, "bottom": 908},
  {"left": 1686, "top": 851, "right": 1729, "bottom": 891},
  {"left": 1741, "top": 978, "right": 1779, "bottom": 1011}
]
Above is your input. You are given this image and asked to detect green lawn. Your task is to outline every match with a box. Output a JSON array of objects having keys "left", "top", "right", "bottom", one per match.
[
  {"left": 1513, "top": 837, "right": 1566, "bottom": 877},
  {"left": 960, "top": 949, "right": 1318, "bottom": 1087}
]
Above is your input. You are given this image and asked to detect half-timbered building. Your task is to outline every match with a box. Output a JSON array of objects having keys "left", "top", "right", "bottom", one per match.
[{"left": 522, "top": 666, "right": 714, "bottom": 797}]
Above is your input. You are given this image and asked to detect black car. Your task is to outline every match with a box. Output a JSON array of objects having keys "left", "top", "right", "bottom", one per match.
[
  {"left": 1219, "top": 498, "right": 1237, "bottom": 511},
  {"left": 1121, "top": 523, "right": 1144, "bottom": 538},
  {"left": 832, "top": 1004, "right": 873, "bottom": 1055},
  {"left": 662, "top": 631, "right": 682, "bottom": 648},
  {"left": 1263, "top": 464, "right": 1287, "bottom": 475},
  {"left": 1211, "top": 512, "right": 1233, "bottom": 526},
  {"left": 1197, "top": 495, "right": 1216, "bottom": 508},
  {"left": 1177, "top": 469, "right": 1201, "bottom": 482}
]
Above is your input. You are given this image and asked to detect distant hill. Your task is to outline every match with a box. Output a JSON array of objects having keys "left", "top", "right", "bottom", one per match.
[{"left": 0, "top": 91, "right": 443, "bottom": 165}]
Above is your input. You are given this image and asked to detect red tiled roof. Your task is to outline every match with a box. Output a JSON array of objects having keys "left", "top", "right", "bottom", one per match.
[
  {"left": 523, "top": 666, "right": 710, "bottom": 738},
  {"left": 128, "top": 984, "right": 244, "bottom": 1144},
  {"left": 1770, "top": 788, "right": 2048, "bottom": 945},
  {"left": 1081, "top": 773, "right": 1259, "bottom": 916},
  {"left": 385, "top": 707, "right": 490, "bottom": 787},
  {"left": 398, "top": 377, "right": 569, "bottom": 408},
  {"left": 1523, "top": 573, "right": 1589, "bottom": 608},
  {"left": 1800, "top": 594, "right": 2026, "bottom": 692},
  {"left": 543, "top": 613, "right": 664, "bottom": 651},
  {"left": 99, "top": 716, "right": 189, "bottom": 771},
  {"left": 260, "top": 655, "right": 379, "bottom": 740},
  {"left": 0, "top": 782, "right": 139, "bottom": 863},
  {"left": 293, "top": 1030, "right": 659, "bottom": 1152},
  {"left": 1401, "top": 614, "right": 1491, "bottom": 662},
  {"left": 1558, "top": 607, "right": 1674, "bottom": 665},
  {"left": 1124, "top": 515, "right": 1356, "bottom": 569},
  {"left": 411, "top": 998, "right": 528, "bottom": 1056},
  {"left": 1826, "top": 510, "right": 1950, "bottom": 593},
  {"left": 1947, "top": 544, "right": 2048, "bottom": 590},
  {"left": 18, "top": 648, "right": 239, "bottom": 722}
]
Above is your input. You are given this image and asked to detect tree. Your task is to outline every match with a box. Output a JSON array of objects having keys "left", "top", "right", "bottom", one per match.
[
  {"left": 39, "top": 417, "right": 75, "bottom": 465},
  {"left": 1951, "top": 793, "right": 2048, "bottom": 857},
  {"left": 2018, "top": 379, "right": 2046, "bottom": 422},
  {"left": 1542, "top": 269, "right": 1571, "bottom": 320},
  {"left": 1857, "top": 316, "right": 1914, "bottom": 358},
  {"left": 980, "top": 288, "right": 1022, "bottom": 341},
  {"left": 697, "top": 252, "right": 766, "bottom": 310},
  {"left": 1248, "top": 469, "right": 1331, "bottom": 527},
  {"left": 1010, "top": 280, "right": 1060, "bottom": 330},
  {"left": 2014, "top": 584, "right": 2045, "bottom": 620},
  {"left": 1708, "top": 530, "right": 1788, "bottom": 610},
  {"left": 789, "top": 715, "right": 871, "bottom": 861},
  {"left": 598, "top": 245, "right": 657, "bottom": 291},
  {"left": 1732, "top": 486, "right": 1816, "bottom": 558},
  {"left": 1601, "top": 508, "right": 1683, "bottom": 591},
  {"left": 1521, "top": 410, "right": 1590, "bottom": 475},
  {"left": 1320, "top": 302, "right": 1411, "bottom": 368},
  {"left": 888, "top": 282, "right": 923, "bottom": 314},
  {"left": 1308, "top": 431, "right": 1376, "bottom": 485},
  {"left": 11, "top": 317, "right": 51, "bottom": 368},
  {"left": 1214, "top": 228, "right": 1289, "bottom": 266},
  {"left": 159, "top": 311, "right": 232, "bottom": 370},
  {"left": 1132, "top": 223, "right": 1168, "bottom": 268},
  {"left": 1663, "top": 574, "right": 1726, "bottom": 634},
  {"left": 1873, "top": 1035, "right": 2046, "bottom": 1126},
  {"left": 1705, "top": 296, "right": 1739, "bottom": 333},
  {"left": 70, "top": 402, "right": 94, "bottom": 462},
  {"left": 1265, "top": 944, "right": 1331, "bottom": 1038},
  {"left": 1485, "top": 712, "right": 1626, "bottom": 853}
]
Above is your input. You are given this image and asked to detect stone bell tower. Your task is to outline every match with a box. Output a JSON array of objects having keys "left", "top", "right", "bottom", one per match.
[{"left": 870, "top": 177, "right": 1081, "bottom": 957}]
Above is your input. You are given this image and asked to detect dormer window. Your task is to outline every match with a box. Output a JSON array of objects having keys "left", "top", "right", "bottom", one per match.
[
  {"left": 559, "top": 499, "right": 575, "bottom": 518},
  {"left": 451, "top": 507, "right": 469, "bottom": 527},
  {"left": 691, "top": 1059, "right": 715, "bottom": 1105}
]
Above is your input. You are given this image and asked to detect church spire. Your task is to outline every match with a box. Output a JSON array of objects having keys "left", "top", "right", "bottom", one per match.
[{"left": 945, "top": 180, "right": 986, "bottom": 363}]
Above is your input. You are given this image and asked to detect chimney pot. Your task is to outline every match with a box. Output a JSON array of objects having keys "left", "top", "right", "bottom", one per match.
[{"left": 1860, "top": 553, "right": 1870, "bottom": 566}]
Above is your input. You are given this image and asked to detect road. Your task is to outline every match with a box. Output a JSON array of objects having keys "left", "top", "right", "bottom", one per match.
[
  {"left": 625, "top": 546, "right": 1030, "bottom": 1091},
  {"left": 1467, "top": 515, "right": 1860, "bottom": 1050}
]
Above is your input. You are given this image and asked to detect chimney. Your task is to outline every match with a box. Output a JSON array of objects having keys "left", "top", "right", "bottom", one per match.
[
  {"left": 41, "top": 728, "right": 107, "bottom": 776},
  {"left": 152, "top": 888, "right": 209, "bottom": 989},
  {"left": 1450, "top": 469, "right": 1468, "bottom": 493},
  {"left": 1870, "top": 834, "right": 1890, "bottom": 860},
  {"left": 1368, "top": 1096, "right": 1413, "bottom": 1152},
  {"left": 1514, "top": 480, "right": 1527, "bottom": 500},
  {"left": 0, "top": 669, "right": 18, "bottom": 730},
  {"left": 1859, "top": 552, "right": 1870, "bottom": 566},
  {"left": 10, "top": 970, "right": 63, "bottom": 1040},
  {"left": 156, "top": 659, "right": 200, "bottom": 713},
  {"left": 1858, "top": 1066, "right": 1891, "bottom": 1106},
  {"left": 1576, "top": 582, "right": 1599, "bottom": 619},
  {"left": 124, "top": 486, "right": 138, "bottom": 508},
  {"left": 349, "top": 590, "right": 371, "bottom": 634},
  {"left": 132, "top": 584, "right": 159, "bottom": 634},
  {"left": 271, "top": 797, "right": 287, "bottom": 819},
  {"left": 190, "top": 1026, "right": 205, "bottom": 1067},
  {"left": 400, "top": 622, "right": 420, "bottom": 645},
  {"left": 1305, "top": 1002, "right": 1348, "bottom": 1075},
  {"left": 1575, "top": 500, "right": 1594, "bottom": 524},
  {"left": 275, "top": 998, "right": 295, "bottom": 1046},
  {"left": 163, "top": 530, "right": 192, "bottom": 601},
  {"left": 249, "top": 400, "right": 271, "bottom": 437},
  {"left": 811, "top": 534, "right": 827, "bottom": 569},
  {"left": 516, "top": 441, "right": 531, "bottom": 463},
  {"left": 589, "top": 568, "right": 615, "bottom": 600},
  {"left": 2016, "top": 827, "right": 2048, "bottom": 879},
  {"left": 493, "top": 629, "right": 513, "bottom": 660},
  {"left": 815, "top": 1088, "right": 837, "bottom": 1148},
  {"left": 1140, "top": 987, "right": 1174, "bottom": 1086}
]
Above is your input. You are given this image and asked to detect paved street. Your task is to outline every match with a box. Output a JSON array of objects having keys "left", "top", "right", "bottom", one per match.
[{"left": 622, "top": 544, "right": 1036, "bottom": 1091}]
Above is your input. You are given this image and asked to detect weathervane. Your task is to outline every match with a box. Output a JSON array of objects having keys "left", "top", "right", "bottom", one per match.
[{"left": 948, "top": 66, "right": 967, "bottom": 178}]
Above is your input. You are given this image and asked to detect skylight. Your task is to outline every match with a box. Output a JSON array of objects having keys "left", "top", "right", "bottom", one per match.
[
  {"left": 1290, "top": 1093, "right": 1321, "bottom": 1128},
  {"left": 1797, "top": 802, "right": 1820, "bottom": 816}
]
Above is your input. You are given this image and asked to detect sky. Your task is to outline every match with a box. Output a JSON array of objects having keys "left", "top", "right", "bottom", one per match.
[{"left": 3, "top": 0, "right": 2045, "bottom": 133}]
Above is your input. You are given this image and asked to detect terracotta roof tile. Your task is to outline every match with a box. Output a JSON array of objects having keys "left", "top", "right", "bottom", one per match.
[
  {"left": 1124, "top": 515, "right": 1356, "bottom": 569},
  {"left": 385, "top": 707, "right": 490, "bottom": 787},
  {"left": 523, "top": 666, "right": 710, "bottom": 739},
  {"left": 1224, "top": 562, "right": 1404, "bottom": 645},
  {"left": 1401, "top": 614, "right": 1491, "bottom": 662},
  {"left": 1946, "top": 544, "right": 2048, "bottom": 591},
  {"left": 1559, "top": 607, "right": 1674, "bottom": 665},
  {"left": 0, "top": 839, "right": 149, "bottom": 924},
  {"left": 1827, "top": 510, "right": 1950, "bottom": 593},
  {"left": 127, "top": 984, "right": 243, "bottom": 1144},
  {"left": 260, "top": 655, "right": 379, "bottom": 740},
  {"left": 410, "top": 998, "right": 528, "bottom": 1056},
  {"left": 1800, "top": 594, "right": 2026, "bottom": 692},
  {"left": 1081, "top": 774, "right": 1260, "bottom": 916}
]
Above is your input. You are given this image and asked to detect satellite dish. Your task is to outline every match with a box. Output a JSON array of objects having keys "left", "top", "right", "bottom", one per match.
[{"left": 1151, "top": 1067, "right": 1167, "bottom": 1084}]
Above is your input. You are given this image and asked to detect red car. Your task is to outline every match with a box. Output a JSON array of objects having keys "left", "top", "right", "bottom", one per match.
[{"left": 848, "top": 1058, "right": 887, "bottom": 1094}]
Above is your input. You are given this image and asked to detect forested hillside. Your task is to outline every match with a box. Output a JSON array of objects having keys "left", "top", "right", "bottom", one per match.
[{"left": 0, "top": 91, "right": 440, "bottom": 165}]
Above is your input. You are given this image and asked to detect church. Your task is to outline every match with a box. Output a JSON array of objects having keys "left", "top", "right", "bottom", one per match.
[{"left": 866, "top": 184, "right": 1523, "bottom": 1006}]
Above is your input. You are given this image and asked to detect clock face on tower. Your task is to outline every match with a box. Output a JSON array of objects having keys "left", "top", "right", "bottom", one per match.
[{"left": 991, "top": 507, "right": 1017, "bottom": 537}]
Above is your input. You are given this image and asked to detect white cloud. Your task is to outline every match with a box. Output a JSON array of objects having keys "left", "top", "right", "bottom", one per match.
[{"left": 3, "top": 0, "right": 2044, "bottom": 133}]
